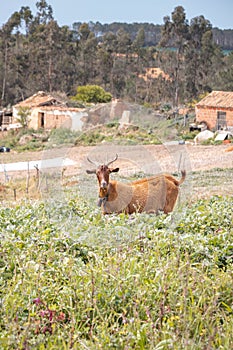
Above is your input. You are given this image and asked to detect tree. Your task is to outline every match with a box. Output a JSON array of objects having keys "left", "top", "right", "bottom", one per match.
[
  {"left": 26, "top": 20, "right": 61, "bottom": 93},
  {"left": 96, "top": 48, "right": 113, "bottom": 89},
  {"left": 215, "top": 51, "right": 233, "bottom": 90},
  {"left": 116, "top": 28, "right": 132, "bottom": 54},
  {"left": 78, "top": 22, "right": 91, "bottom": 41},
  {"left": 76, "top": 23, "right": 98, "bottom": 85},
  {"left": 159, "top": 7, "right": 223, "bottom": 104},
  {"left": 16, "top": 106, "right": 31, "bottom": 128},
  {"left": 184, "top": 16, "right": 215, "bottom": 99},
  {"left": 133, "top": 28, "right": 146, "bottom": 52},
  {"left": 35, "top": 0, "right": 53, "bottom": 25},
  {"left": 72, "top": 85, "right": 112, "bottom": 104},
  {"left": 0, "top": 11, "right": 24, "bottom": 105},
  {"left": 0, "top": 4, "right": 230, "bottom": 109},
  {"left": 160, "top": 6, "right": 189, "bottom": 106},
  {"left": 101, "top": 32, "right": 118, "bottom": 53},
  {"left": 19, "top": 6, "right": 33, "bottom": 35}
]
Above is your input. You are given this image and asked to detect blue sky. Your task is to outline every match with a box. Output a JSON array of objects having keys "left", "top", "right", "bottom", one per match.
[{"left": 1, "top": 0, "right": 233, "bottom": 29}]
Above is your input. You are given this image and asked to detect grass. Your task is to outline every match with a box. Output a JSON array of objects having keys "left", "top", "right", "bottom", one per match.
[
  {"left": 0, "top": 128, "right": 49, "bottom": 152},
  {"left": 74, "top": 123, "right": 161, "bottom": 146},
  {"left": 0, "top": 120, "right": 175, "bottom": 153},
  {"left": 188, "top": 168, "right": 233, "bottom": 199},
  {"left": 0, "top": 118, "right": 232, "bottom": 348},
  {"left": 0, "top": 187, "right": 233, "bottom": 349},
  {"left": 1, "top": 165, "right": 233, "bottom": 203}
]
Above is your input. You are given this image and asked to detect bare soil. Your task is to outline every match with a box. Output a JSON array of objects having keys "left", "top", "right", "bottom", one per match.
[
  {"left": 0, "top": 143, "right": 233, "bottom": 201},
  {"left": 1, "top": 142, "right": 232, "bottom": 173}
]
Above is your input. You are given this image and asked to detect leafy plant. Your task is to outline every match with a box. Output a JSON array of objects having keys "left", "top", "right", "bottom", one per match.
[
  {"left": 16, "top": 106, "right": 31, "bottom": 128},
  {"left": 48, "top": 127, "right": 80, "bottom": 145},
  {"left": 71, "top": 85, "right": 112, "bottom": 104},
  {"left": 0, "top": 194, "right": 233, "bottom": 349}
]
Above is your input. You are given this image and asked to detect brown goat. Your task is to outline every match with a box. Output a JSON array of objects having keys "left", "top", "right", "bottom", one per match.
[{"left": 86, "top": 155, "right": 186, "bottom": 215}]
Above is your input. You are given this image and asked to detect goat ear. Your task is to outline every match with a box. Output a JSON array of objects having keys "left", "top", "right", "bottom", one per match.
[
  {"left": 110, "top": 167, "right": 119, "bottom": 173},
  {"left": 86, "top": 169, "right": 96, "bottom": 174}
]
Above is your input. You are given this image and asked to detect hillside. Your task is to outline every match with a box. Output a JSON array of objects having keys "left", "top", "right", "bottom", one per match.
[{"left": 74, "top": 22, "right": 233, "bottom": 50}]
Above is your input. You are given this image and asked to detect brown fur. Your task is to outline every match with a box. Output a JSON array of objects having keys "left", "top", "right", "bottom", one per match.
[
  {"left": 87, "top": 161, "right": 186, "bottom": 214},
  {"left": 103, "top": 172, "right": 185, "bottom": 214},
  {"left": 225, "top": 145, "right": 233, "bottom": 152}
]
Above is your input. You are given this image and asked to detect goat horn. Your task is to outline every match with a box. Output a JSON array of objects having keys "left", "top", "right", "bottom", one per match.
[
  {"left": 106, "top": 154, "right": 118, "bottom": 166},
  {"left": 87, "top": 157, "right": 99, "bottom": 166}
]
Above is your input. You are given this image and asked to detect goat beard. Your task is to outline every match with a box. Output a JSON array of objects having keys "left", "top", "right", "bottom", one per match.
[
  {"left": 97, "top": 187, "right": 108, "bottom": 207},
  {"left": 99, "top": 187, "right": 108, "bottom": 198}
]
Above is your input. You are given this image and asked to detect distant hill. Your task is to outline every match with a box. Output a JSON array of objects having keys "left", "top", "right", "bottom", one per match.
[{"left": 73, "top": 22, "right": 233, "bottom": 50}]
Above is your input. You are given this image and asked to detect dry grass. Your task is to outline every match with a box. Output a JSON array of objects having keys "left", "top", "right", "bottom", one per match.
[
  {"left": 1, "top": 143, "right": 232, "bottom": 203},
  {"left": 1, "top": 166, "right": 232, "bottom": 207}
]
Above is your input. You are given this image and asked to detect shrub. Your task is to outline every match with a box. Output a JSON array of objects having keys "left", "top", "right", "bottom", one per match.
[
  {"left": 48, "top": 128, "right": 80, "bottom": 145},
  {"left": 16, "top": 106, "right": 31, "bottom": 128},
  {"left": 1, "top": 195, "right": 233, "bottom": 348},
  {"left": 71, "top": 85, "right": 112, "bottom": 104}
]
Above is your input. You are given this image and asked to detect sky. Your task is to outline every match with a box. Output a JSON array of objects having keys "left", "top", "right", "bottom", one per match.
[{"left": 1, "top": 0, "right": 233, "bottom": 30}]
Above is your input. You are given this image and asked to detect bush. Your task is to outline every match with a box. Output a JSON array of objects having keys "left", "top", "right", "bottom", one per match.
[
  {"left": 1, "top": 195, "right": 233, "bottom": 348},
  {"left": 49, "top": 128, "right": 80, "bottom": 145},
  {"left": 71, "top": 85, "right": 112, "bottom": 104}
]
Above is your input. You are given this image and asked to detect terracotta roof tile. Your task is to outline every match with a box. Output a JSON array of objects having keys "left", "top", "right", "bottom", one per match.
[
  {"left": 15, "top": 91, "right": 64, "bottom": 108},
  {"left": 40, "top": 106, "right": 84, "bottom": 112},
  {"left": 196, "top": 91, "right": 233, "bottom": 108}
]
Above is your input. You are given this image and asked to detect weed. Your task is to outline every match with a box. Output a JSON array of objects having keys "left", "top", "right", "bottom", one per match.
[{"left": 0, "top": 194, "right": 233, "bottom": 349}]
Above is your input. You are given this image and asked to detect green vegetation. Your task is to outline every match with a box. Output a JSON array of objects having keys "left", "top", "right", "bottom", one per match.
[
  {"left": 1, "top": 2, "right": 233, "bottom": 108},
  {"left": 75, "top": 124, "right": 161, "bottom": 146},
  {"left": 0, "top": 123, "right": 163, "bottom": 152},
  {"left": 48, "top": 128, "right": 81, "bottom": 146},
  {"left": 71, "top": 85, "right": 112, "bottom": 104},
  {"left": 0, "top": 128, "right": 49, "bottom": 152},
  {"left": 16, "top": 107, "right": 31, "bottom": 128},
  {"left": 1, "top": 116, "right": 231, "bottom": 152},
  {"left": 1, "top": 128, "right": 79, "bottom": 152},
  {"left": 0, "top": 194, "right": 233, "bottom": 349},
  {"left": 1, "top": 3, "right": 233, "bottom": 346}
]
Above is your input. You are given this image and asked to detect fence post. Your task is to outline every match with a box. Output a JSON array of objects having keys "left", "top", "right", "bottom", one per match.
[
  {"left": 3, "top": 165, "right": 9, "bottom": 182},
  {"left": 34, "top": 164, "right": 40, "bottom": 189},
  {"left": 26, "top": 162, "right": 30, "bottom": 194}
]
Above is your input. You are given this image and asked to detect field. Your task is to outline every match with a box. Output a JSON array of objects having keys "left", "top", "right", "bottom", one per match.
[{"left": 0, "top": 143, "right": 233, "bottom": 349}]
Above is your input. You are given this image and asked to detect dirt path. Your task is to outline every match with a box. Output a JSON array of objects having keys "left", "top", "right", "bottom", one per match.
[
  {"left": 1, "top": 143, "right": 232, "bottom": 177},
  {"left": 0, "top": 143, "right": 232, "bottom": 201}
]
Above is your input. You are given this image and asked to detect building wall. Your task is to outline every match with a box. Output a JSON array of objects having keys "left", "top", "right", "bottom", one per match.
[
  {"left": 195, "top": 106, "right": 233, "bottom": 130},
  {"left": 12, "top": 107, "right": 42, "bottom": 129},
  {"left": 13, "top": 107, "right": 87, "bottom": 130},
  {"left": 44, "top": 112, "right": 71, "bottom": 129}
]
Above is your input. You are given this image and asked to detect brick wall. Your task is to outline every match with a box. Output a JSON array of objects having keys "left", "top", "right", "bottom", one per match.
[{"left": 195, "top": 106, "right": 233, "bottom": 130}]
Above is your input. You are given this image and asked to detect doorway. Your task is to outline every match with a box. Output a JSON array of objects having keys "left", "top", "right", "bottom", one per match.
[
  {"left": 38, "top": 112, "right": 45, "bottom": 128},
  {"left": 216, "top": 111, "right": 227, "bottom": 130}
]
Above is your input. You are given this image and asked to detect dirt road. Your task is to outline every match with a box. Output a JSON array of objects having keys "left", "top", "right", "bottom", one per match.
[
  {"left": 0, "top": 143, "right": 232, "bottom": 201},
  {"left": 1, "top": 143, "right": 232, "bottom": 176}
]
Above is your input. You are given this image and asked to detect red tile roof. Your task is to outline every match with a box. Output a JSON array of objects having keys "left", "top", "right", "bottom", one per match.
[
  {"left": 40, "top": 106, "right": 84, "bottom": 112},
  {"left": 196, "top": 91, "right": 233, "bottom": 108},
  {"left": 15, "top": 91, "right": 64, "bottom": 108}
]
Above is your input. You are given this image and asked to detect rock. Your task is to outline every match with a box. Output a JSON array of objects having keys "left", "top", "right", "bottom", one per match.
[
  {"left": 119, "top": 110, "right": 131, "bottom": 129},
  {"left": 18, "top": 134, "right": 33, "bottom": 145},
  {"left": 194, "top": 130, "right": 214, "bottom": 145}
]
